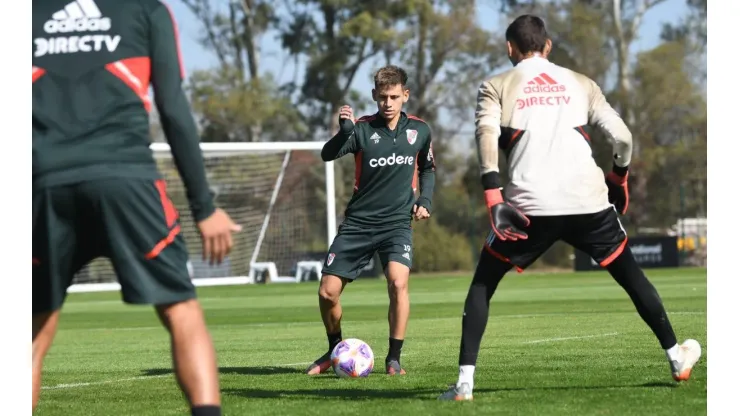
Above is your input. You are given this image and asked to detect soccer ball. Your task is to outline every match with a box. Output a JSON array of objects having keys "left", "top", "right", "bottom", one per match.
[{"left": 330, "top": 338, "right": 374, "bottom": 378}]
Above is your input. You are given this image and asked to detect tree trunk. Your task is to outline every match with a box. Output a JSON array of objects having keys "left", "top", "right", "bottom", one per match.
[
  {"left": 229, "top": 2, "right": 245, "bottom": 79},
  {"left": 240, "top": 0, "right": 260, "bottom": 79},
  {"left": 415, "top": 8, "right": 428, "bottom": 116}
]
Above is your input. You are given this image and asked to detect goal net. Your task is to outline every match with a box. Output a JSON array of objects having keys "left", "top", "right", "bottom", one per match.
[{"left": 70, "top": 142, "right": 336, "bottom": 291}]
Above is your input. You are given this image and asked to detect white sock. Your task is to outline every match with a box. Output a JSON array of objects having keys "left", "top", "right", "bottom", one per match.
[
  {"left": 665, "top": 344, "right": 680, "bottom": 362},
  {"left": 458, "top": 365, "right": 475, "bottom": 389}
]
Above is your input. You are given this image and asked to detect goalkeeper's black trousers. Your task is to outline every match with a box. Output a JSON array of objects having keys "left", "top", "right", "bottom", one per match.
[{"left": 457, "top": 245, "right": 679, "bottom": 366}]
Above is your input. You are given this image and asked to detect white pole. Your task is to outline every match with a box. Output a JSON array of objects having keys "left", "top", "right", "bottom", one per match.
[
  {"left": 250, "top": 150, "right": 292, "bottom": 265},
  {"left": 325, "top": 160, "right": 337, "bottom": 247}
]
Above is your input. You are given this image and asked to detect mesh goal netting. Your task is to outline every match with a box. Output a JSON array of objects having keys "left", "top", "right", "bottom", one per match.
[{"left": 72, "top": 146, "right": 330, "bottom": 284}]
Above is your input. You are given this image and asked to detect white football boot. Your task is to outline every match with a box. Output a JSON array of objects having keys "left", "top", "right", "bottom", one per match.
[
  {"left": 670, "top": 339, "right": 702, "bottom": 382},
  {"left": 438, "top": 382, "right": 474, "bottom": 401}
]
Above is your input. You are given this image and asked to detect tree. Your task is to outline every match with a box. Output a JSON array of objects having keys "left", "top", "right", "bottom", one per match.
[
  {"left": 391, "top": 0, "right": 504, "bottom": 174},
  {"left": 179, "top": 0, "right": 285, "bottom": 141},
  {"left": 661, "top": 0, "right": 706, "bottom": 87},
  {"left": 187, "top": 67, "right": 306, "bottom": 142},
  {"left": 630, "top": 39, "right": 706, "bottom": 226},
  {"left": 397, "top": 0, "right": 501, "bottom": 123},
  {"left": 180, "top": 0, "right": 274, "bottom": 77},
  {"left": 610, "top": 0, "right": 667, "bottom": 132},
  {"left": 279, "top": 0, "right": 412, "bottom": 133}
]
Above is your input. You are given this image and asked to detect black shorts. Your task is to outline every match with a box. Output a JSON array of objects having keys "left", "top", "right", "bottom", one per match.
[
  {"left": 484, "top": 206, "right": 627, "bottom": 272},
  {"left": 33, "top": 178, "right": 196, "bottom": 314},
  {"left": 321, "top": 222, "right": 413, "bottom": 281}
]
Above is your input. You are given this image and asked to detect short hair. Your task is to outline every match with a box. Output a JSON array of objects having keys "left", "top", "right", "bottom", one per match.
[
  {"left": 505, "top": 15, "right": 550, "bottom": 55},
  {"left": 374, "top": 65, "right": 408, "bottom": 90}
]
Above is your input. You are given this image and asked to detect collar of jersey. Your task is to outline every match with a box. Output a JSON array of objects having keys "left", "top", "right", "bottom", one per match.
[
  {"left": 370, "top": 111, "right": 408, "bottom": 135},
  {"left": 516, "top": 55, "right": 549, "bottom": 66}
]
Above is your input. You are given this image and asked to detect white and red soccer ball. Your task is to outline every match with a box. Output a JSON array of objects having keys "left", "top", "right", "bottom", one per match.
[{"left": 330, "top": 338, "right": 374, "bottom": 378}]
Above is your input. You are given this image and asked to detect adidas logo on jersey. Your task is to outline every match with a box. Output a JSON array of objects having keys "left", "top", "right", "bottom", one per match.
[
  {"left": 35, "top": 0, "right": 120, "bottom": 57},
  {"left": 44, "top": 0, "right": 110, "bottom": 33},
  {"left": 523, "top": 73, "right": 566, "bottom": 93},
  {"left": 369, "top": 153, "right": 415, "bottom": 168}
]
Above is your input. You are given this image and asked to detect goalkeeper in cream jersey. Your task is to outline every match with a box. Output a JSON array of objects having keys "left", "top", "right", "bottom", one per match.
[
  {"left": 32, "top": 1, "right": 240, "bottom": 414},
  {"left": 439, "top": 14, "right": 702, "bottom": 401},
  {"left": 306, "top": 65, "right": 436, "bottom": 376}
]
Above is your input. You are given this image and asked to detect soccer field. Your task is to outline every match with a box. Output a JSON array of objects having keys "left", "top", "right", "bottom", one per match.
[{"left": 36, "top": 268, "right": 707, "bottom": 416}]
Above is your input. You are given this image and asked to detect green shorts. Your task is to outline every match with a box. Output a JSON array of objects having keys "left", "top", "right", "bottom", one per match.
[
  {"left": 32, "top": 178, "right": 196, "bottom": 314},
  {"left": 321, "top": 222, "right": 413, "bottom": 281}
]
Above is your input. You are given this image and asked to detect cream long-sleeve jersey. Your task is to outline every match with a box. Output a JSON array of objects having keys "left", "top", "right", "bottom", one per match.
[{"left": 475, "top": 56, "right": 633, "bottom": 216}]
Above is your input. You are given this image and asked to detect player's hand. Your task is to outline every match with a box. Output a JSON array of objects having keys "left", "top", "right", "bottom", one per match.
[
  {"left": 197, "top": 208, "right": 242, "bottom": 265},
  {"left": 605, "top": 165, "right": 629, "bottom": 215},
  {"left": 412, "top": 204, "right": 430, "bottom": 221},
  {"left": 338, "top": 105, "right": 354, "bottom": 121},
  {"left": 485, "top": 188, "right": 530, "bottom": 241},
  {"left": 338, "top": 105, "right": 355, "bottom": 135}
]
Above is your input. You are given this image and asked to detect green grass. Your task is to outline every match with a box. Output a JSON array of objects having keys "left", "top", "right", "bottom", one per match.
[{"left": 36, "top": 268, "right": 707, "bottom": 415}]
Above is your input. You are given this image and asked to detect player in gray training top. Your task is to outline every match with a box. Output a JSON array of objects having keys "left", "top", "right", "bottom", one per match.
[{"left": 438, "top": 14, "right": 701, "bottom": 401}]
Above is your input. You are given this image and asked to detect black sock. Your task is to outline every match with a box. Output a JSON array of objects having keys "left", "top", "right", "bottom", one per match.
[
  {"left": 459, "top": 248, "right": 512, "bottom": 366},
  {"left": 606, "top": 246, "right": 678, "bottom": 349},
  {"left": 387, "top": 338, "right": 404, "bottom": 362},
  {"left": 327, "top": 331, "right": 342, "bottom": 353},
  {"left": 192, "top": 405, "right": 221, "bottom": 416}
]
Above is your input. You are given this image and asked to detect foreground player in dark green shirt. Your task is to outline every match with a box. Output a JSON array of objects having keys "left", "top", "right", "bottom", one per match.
[
  {"left": 305, "top": 65, "right": 436, "bottom": 376},
  {"left": 32, "top": 1, "right": 239, "bottom": 414}
]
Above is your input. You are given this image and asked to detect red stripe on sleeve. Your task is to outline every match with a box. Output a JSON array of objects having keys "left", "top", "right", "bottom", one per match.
[{"left": 32, "top": 66, "right": 46, "bottom": 83}]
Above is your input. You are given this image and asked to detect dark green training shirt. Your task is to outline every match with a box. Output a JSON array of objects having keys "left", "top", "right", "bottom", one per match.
[
  {"left": 322, "top": 112, "right": 436, "bottom": 227},
  {"left": 32, "top": 0, "right": 214, "bottom": 221}
]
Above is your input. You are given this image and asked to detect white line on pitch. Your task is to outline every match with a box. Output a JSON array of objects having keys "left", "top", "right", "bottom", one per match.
[
  {"left": 41, "top": 361, "right": 314, "bottom": 390},
  {"left": 42, "top": 374, "right": 172, "bottom": 390},
  {"left": 275, "top": 361, "right": 314, "bottom": 367},
  {"left": 523, "top": 332, "right": 619, "bottom": 345}
]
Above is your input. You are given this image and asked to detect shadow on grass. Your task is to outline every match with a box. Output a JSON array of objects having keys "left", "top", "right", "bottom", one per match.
[
  {"left": 223, "top": 381, "right": 677, "bottom": 400},
  {"left": 143, "top": 366, "right": 305, "bottom": 377},
  {"left": 223, "top": 387, "right": 441, "bottom": 400},
  {"left": 480, "top": 381, "right": 678, "bottom": 393}
]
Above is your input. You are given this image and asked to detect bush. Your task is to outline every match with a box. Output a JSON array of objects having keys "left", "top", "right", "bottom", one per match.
[{"left": 412, "top": 218, "right": 474, "bottom": 273}]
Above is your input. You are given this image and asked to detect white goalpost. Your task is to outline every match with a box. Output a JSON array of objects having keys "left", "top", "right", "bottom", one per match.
[{"left": 67, "top": 141, "right": 336, "bottom": 293}]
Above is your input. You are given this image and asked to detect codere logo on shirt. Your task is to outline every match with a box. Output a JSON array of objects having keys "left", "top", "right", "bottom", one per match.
[
  {"left": 34, "top": 0, "right": 121, "bottom": 58},
  {"left": 369, "top": 153, "right": 415, "bottom": 168}
]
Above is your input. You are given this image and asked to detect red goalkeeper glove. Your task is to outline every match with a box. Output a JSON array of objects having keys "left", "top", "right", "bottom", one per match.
[
  {"left": 605, "top": 165, "right": 629, "bottom": 215},
  {"left": 485, "top": 188, "right": 530, "bottom": 241}
]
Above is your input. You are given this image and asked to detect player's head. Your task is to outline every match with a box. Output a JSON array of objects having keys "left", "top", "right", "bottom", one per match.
[
  {"left": 505, "top": 14, "right": 552, "bottom": 66},
  {"left": 372, "top": 65, "right": 409, "bottom": 121}
]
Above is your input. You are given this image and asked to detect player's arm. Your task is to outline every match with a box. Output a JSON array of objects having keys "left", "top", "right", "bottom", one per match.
[
  {"left": 475, "top": 80, "right": 529, "bottom": 240},
  {"left": 148, "top": 4, "right": 214, "bottom": 222},
  {"left": 321, "top": 126, "right": 358, "bottom": 161},
  {"left": 587, "top": 79, "right": 633, "bottom": 169},
  {"left": 475, "top": 80, "right": 503, "bottom": 192},
  {"left": 321, "top": 106, "right": 359, "bottom": 161},
  {"left": 415, "top": 131, "right": 436, "bottom": 213},
  {"left": 587, "top": 79, "right": 633, "bottom": 214}
]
